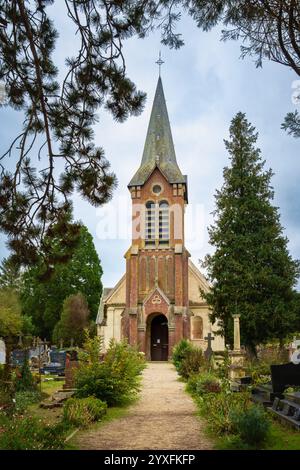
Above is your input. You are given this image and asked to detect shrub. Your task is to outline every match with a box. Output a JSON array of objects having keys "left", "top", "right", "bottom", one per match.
[
  {"left": 178, "top": 348, "right": 204, "bottom": 379},
  {"left": 15, "top": 354, "right": 36, "bottom": 392},
  {"left": 172, "top": 339, "right": 194, "bottom": 371},
  {"left": 0, "top": 415, "right": 66, "bottom": 450},
  {"left": 231, "top": 406, "right": 270, "bottom": 446},
  {"left": 75, "top": 339, "right": 146, "bottom": 406},
  {"left": 198, "top": 390, "right": 251, "bottom": 435},
  {"left": 14, "top": 390, "right": 41, "bottom": 414},
  {"left": 0, "top": 389, "right": 13, "bottom": 412},
  {"left": 63, "top": 397, "right": 107, "bottom": 428},
  {"left": 187, "top": 372, "right": 221, "bottom": 396}
]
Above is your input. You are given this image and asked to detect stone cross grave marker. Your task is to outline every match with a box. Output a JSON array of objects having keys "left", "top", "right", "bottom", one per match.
[{"left": 204, "top": 332, "right": 215, "bottom": 361}]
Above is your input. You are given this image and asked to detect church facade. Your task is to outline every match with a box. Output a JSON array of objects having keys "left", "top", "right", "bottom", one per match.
[{"left": 96, "top": 77, "right": 225, "bottom": 359}]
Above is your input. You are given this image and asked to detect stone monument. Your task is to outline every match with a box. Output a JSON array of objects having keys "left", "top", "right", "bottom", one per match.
[{"left": 229, "top": 314, "right": 246, "bottom": 380}]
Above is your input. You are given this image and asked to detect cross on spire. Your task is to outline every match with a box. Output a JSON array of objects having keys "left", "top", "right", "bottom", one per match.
[{"left": 156, "top": 51, "right": 164, "bottom": 76}]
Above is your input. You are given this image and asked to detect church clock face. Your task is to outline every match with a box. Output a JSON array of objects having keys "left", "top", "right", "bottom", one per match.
[{"left": 152, "top": 184, "right": 162, "bottom": 195}]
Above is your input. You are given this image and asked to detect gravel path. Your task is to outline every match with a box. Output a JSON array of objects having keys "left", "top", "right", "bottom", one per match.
[{"left": 75, "top": 362, "right": 213, "bottom": 450}]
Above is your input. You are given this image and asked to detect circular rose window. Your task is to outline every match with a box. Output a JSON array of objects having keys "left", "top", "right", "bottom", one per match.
[{"left": 152, "top": 184, "right": 162, "bottom": 194}]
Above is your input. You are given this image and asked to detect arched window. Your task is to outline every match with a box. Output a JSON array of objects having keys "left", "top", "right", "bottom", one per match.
[
  {"left": 159, "top": 201, "right": 169, "bottom": 244},
  {"left": 145, "top": 201, "right": 155, "bottom": 245},
  {"left": 191, "top": 316, "right": 203, "bottom": 340}
]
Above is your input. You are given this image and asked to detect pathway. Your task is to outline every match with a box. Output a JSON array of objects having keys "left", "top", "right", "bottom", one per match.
[{"left": 75, "top": 362, "right": 213, "bottom": 450}]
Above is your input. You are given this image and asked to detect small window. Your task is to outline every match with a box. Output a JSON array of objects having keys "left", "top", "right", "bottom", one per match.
[
  {"left": 159, "top": 201, "right": 169, "bottom": 244},
  {"left": 152, "top": 184, "right": 162, "bottom": 195},
  {"left": 145, "top": 201, "right": 155, "bottom": 245}
]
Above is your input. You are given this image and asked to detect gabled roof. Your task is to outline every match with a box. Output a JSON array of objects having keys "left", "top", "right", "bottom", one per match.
[
  {"left": 128, "top": 77, "right": 186, "bottom": 188},
  {"left": 188, "top": 259, "right": 210, "bottom": 294},
  {"left": 96, "top": 275, "right": 126, "bottom": 325}
]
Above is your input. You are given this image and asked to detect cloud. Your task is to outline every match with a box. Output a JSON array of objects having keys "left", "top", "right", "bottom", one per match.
[{"left": 0, "top": 7, "right": 299, "bottom": 290}]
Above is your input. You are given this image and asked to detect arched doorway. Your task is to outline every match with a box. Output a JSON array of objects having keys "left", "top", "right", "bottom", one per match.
[{"left": 150, "top": 314, "right": 168, "bottom": 361}]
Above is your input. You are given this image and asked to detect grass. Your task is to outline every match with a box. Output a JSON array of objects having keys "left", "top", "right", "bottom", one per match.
[
  {"left": 40, "top": 376, "right": 65, "bottom": 395},
  {"left": 27, "top": 375, "right": 65, "bottom": 425},
  {"left": 185, "top": 380, "right": 300, "bottom": 451},
  {"left": 212, "top": 412, "right": 300, "bottom": 450},
  {"left": 264, "top": 418, "right": 300, "bottom": 450}
]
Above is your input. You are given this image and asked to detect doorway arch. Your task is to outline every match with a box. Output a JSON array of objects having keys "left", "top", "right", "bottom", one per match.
[{"left": 147, "top": 313, "right": 169, "bottom": 361}]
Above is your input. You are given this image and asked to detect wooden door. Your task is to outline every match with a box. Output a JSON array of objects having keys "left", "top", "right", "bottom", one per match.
[{"left": 151, "top": 314, "right": 168, "bottom": 361}]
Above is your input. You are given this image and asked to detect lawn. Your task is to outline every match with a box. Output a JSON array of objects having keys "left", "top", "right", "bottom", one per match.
[
  {"left": 28, "top": 375, "right": 65, "bottom": 425},
  {"left": 215, "top": 415, "right": 300, "bottom": 450}
]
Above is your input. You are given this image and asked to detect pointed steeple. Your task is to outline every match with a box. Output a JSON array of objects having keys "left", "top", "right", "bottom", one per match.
[{"left": 128, "top": 77, "right": 186, "bottom": 188}]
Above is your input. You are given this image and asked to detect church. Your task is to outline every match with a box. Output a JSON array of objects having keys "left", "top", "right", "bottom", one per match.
[{"left": 96, "top": 76, "right": 225, "bottom": 360}]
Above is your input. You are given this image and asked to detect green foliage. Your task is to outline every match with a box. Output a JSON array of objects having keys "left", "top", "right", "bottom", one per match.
[
  {"left": 282, "top": 111, "right": 300, "bottom": 139},
  {"left": 78, "top": 330, "right": 104, "bottom": 364},
  {"left": 214, "top": 350, "right": 231, "bottom": 379},
  {"left": 172, "top": 339, "right": 194, "bottom": 371},
  {"left": 187, "top": 372, "right": 221, "bottom": 396},
  {"left": 198, "top": 390, "right": 251, "bottom": 435},
  {"left": 0, "top": 257, "right": 22, "bottom": 291},
  {"left": 14, "top": 390, "right": 41, "bottom": 414},
  {"left": 0, "top": 0, "right": 299, "bottom": 270},
  {"left": 21, "top": 225, "right": 102, "bottom": 338},
  {"left": 75, "top": 339, "right": 146, "bottom": 406},
  {"left": 52, "top": 293, "right": 90, "bottom": 347},
  {"left": 63, "top": 397, "right": 107, "bottom": 428},
  {"left": 178, "top": 348, "right": 205, "bottom": 379},
  {"left": 0, "top": 288, "right": 22, "bottom": 339},
  {"left": 15, "top": 354, "right": 37, "bottom": 392},
  {"left": 245, "top": 346, "right": 289, "bottom": 385},
  {"left": 0, "top": 415, "right": 66, "bottom": 450},
  {"left": 203, "top": 113, "right": 300, "bottom": 351},
  {"left": 0, "top": 388, "right": 13, "bottom": 411},
  {"left": 231, "top": 406, "right": 270, "bottom": 446}
]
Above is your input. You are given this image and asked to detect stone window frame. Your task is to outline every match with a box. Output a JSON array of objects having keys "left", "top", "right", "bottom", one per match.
[
  {"left": 151, "top": 182, "right": 164, "bottom": 196},
  {"left": 191, "top": 315, "right": 203, "bottom": 340},
  {"left": 144, "top": 198, "right": 170, "bottom": 248}
]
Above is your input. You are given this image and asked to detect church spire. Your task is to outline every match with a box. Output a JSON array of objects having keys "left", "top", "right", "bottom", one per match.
[{"left": 128, "top": 76, "right": 186, "bottom": 188}]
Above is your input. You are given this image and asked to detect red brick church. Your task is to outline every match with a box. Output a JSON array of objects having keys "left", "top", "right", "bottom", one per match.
[{"left": 96, "top": 77, "right": 224, "bottom": 360}]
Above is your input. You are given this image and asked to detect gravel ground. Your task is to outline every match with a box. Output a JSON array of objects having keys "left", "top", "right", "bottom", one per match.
[{"left": 75, "top": 362, "right": 213, "bottom": 450}]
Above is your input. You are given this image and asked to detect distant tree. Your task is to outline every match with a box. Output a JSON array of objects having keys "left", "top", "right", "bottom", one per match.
[
  {"left": 0, "top": 257, "right": 22, "bottom": 291},
  {"left": 53, "top": 293, "right": 90, "bottom": 347},
  {"left": 0, "top": 288, "right": 23, "bottom": 380},
  {"left": 203, "top": 112, "right": 300, "bottom": 355},
  {"left": 20, "top": 225, "right": 102, "bottom": 339}
]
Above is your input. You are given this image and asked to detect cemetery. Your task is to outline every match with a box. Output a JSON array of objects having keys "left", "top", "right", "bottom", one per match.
[{"left": 1, "top": 317, "right": 300, "bottom": 450}]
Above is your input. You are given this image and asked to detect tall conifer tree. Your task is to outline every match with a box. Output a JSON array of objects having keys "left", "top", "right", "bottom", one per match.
[
  {"left": 21, "top": 224, "right": 102, "bottom": 338},
  {"left": 203, "top": 112, "right": 299, "bottom": 354}
]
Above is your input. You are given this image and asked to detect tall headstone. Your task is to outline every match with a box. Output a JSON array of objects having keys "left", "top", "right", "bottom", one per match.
[
  {"left": 229, "top": 314, "right": 245, "bottom": 380},
  {"left": 233, "top": 314, "right": 241, "bottom": 351}
]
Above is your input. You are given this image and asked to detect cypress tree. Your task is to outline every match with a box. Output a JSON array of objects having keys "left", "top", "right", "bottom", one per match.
[{"left": 203, "top": 112, "right": 300, "bottom": 354}]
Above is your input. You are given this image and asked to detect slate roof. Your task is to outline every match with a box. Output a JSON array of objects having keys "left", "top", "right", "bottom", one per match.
[{"left": 128, "top": 77, "right": 186, "bottom": 188}]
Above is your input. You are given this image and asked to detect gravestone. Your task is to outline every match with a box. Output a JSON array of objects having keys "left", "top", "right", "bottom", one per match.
[
  {"left": 11, "top": 349, "right": 26, "bottom": 366},
  {"left": 49, "top": 349, "right": 66, "bottom": 368},
  {"left": 204, "top": 333, "right": 214, "bottom": 361},
  {"left": 0, "top": 339, "right": 5, "bottom": 365},
  {"left": 63, "top": 350, "right": 79, "bottom": 390}
]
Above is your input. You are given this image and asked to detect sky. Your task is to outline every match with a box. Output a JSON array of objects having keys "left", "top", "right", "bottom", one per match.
[{"left": 0, "top": 5, "right": 300, "bottom": 291}]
